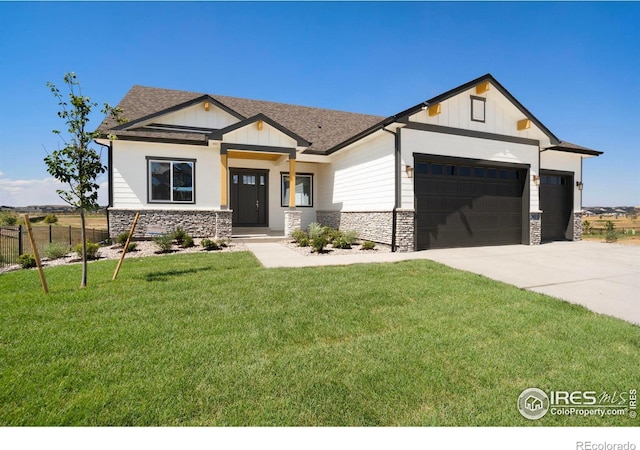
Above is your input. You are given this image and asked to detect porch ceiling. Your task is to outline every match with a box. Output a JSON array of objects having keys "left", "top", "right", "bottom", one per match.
[{"left": 227, "top": 150, "right": 284, "bottom": 161}]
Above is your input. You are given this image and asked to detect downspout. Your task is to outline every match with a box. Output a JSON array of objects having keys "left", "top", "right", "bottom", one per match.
[
  {"left": 382, "top": 127, "right": 402, "bottom": 252},
  {"left": 94, "top": 139, "right": 112, "bottom": 236}
]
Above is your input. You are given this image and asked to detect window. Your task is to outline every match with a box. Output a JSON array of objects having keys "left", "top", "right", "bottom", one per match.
[
  {"left": 471, "top": 95, "right": 486, "bottom": 123},
  {"left": 148, "top": 158, "right": 195, "bottom": 203},
  {"left": 459, "top": 166, "right": 471, "bottom": 177},
  {"left": 281, "top": 173, "right": 313, "bottom": 207}
]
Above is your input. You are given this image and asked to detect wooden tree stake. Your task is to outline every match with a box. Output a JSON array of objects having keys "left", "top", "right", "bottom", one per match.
[
  {"left": 112, "top": 212, "right": 140, "bottom": 281},
  {"left": 23, "top": 214, "right": 48, "bottom": 294}
]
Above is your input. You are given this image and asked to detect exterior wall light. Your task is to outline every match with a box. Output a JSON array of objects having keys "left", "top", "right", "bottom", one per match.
[
  {"left": 576, "top": 181, "right": 584, "bottom": 190},
  {"left": 405, "top": 165, "right": 414, "bottom": 178},
  {"left": 532, "top": 175, "right": 540, "bottom": 186}
]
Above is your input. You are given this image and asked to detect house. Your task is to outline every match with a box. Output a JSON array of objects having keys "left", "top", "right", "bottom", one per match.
[{"left": 97, "top": 74, "right": 602, "bottom": 252}]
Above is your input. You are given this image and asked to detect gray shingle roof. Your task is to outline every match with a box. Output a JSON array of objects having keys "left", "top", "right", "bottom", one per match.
[
  {"left": 100, "top": 81, "right": 601, "bottom": 156},
  {"left": 100, "top": 85, "right": 385, "bottom": 153}
]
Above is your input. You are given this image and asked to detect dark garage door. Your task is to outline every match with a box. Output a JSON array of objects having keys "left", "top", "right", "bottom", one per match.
[
  {"left": 415, "top": 157, "right": 526, "bottom": 250},
  {"left": 540, "top": 171, "right": 572, "bottom": 241}
]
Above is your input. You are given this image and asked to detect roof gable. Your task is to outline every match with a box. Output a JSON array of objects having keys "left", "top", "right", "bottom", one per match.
[
  {"left": 211, "top": 113, "right": 310, "bottom": 147},
  {"left": 404, "top": 74, "right": 559, "bottom": 147}
]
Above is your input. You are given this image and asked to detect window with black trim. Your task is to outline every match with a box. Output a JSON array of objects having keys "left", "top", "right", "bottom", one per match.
[
  {"left": 281, "top": 173, "right": 313, "bottom": 207},
  {"left": 471, "top": 96, "right": 486, "bottom": 123},
  {"left": 148, "top": 158, "right": 195, "bottom": 203}
]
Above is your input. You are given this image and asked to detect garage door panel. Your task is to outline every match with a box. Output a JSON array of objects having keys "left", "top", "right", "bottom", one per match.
[
  {"left": 415, "top": 157, "right": 526, "bottom": 250},
  {"left": 540, "top": 172, "right": 572, "bottom": 241}
]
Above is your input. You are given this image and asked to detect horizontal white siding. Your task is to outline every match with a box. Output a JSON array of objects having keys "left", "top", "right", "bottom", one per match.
[
  {"left": 111, "top": 140, "right": 220, "bottom": 210},
  {"left": 318, "top": 132, "right": 395, "bottom": 211},
  {"left": 223, "top": 122, "right": 297, "bottom": 148},
  {"left": 541, "top": 150, "right": 583, "bottom": 211},
  {"left": 226, "top": 158, "right": 321, "bottom": 230},
  {"left": 401, "top": 128, "right": 541, "bottom": 211},
  {"left": 154, "top": 102, "right": 238, "bottom": 130},
  {"left": 408, "top": 86, "right": 552, "bottom": 147}
]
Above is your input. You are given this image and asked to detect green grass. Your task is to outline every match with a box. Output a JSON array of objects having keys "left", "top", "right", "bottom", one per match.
[{"left": 0, "top": 252, "right": 638, "bottom": 426}]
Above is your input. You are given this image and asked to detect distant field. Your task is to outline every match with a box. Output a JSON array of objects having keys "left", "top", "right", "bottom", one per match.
[
  {"left": 582, "top": 216, "right": 640, "bottom": 245},
  {"left": 29, "top": 213, "right": 107, "bottom": 230}
]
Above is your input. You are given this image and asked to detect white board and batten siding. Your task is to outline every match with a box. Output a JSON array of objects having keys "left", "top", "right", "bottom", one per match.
[
  {"left": 408, "top": 85, "right": 553, "bottom": 148},
  {"left": 222, "top": 122, "right": 298, "bottom": 149},
  {"left": 318, "top": 132, "right": 395, "bottom": 211},
  {"left": 111, "top": 140, "right": 220, "bottom": 210},
  {"left": 151, "top": 102, "right": 239, "bottom": 130},
  {"left": 541, "top": 150, "right": 583, "bottom": 211},
  {"left": 401, "top": 128, "right": 541, "bottom": 211}
]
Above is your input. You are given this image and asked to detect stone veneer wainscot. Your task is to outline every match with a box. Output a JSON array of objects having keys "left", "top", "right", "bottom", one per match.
[
  {"left": 108, "top": 209, "right": 232, "bottom": 239},
  {"left": 317, "top": 209, "right": 415, "bottom": 252}
]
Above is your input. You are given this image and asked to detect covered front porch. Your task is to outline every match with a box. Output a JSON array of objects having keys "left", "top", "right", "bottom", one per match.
[{"left": 219, "top": 142, "right": 320, "bottom": 238}]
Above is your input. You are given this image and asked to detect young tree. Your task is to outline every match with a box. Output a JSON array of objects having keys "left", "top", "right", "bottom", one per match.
[{"left": 44, "top": 72, "right": 125, "bottom": 287}]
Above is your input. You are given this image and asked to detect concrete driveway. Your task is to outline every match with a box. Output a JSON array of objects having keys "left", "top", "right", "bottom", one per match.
[{"left": 421, "top": 241, "right": 640, "bottom": 326}]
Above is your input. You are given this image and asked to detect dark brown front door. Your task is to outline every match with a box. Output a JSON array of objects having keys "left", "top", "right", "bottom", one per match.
[{"left": 230, "top": 169, "right": 268, "bottom": 226}]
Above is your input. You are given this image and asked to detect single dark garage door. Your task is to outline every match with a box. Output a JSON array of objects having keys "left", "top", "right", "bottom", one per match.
[
  {"left": 539, "top": 171, "right": 573, "bottom": 241},
  {"left": 415, "top": 157, "right": 527, "bottom": 250}
]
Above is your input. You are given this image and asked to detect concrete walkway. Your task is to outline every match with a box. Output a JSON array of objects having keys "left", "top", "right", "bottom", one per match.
[{"left": 245, "top": 241, "right": 640, "bottom": 326}]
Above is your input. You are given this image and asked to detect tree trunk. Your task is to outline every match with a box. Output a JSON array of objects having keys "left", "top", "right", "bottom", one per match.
[{"left": 80, "top": 208, "right": 87, "bottom": 288}]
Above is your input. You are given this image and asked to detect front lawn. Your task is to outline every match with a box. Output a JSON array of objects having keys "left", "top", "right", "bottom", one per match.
[{"left": 0, "top": 252, "right": 638, "bottom": 426}]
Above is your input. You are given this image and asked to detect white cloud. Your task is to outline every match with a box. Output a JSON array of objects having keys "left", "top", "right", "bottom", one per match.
[{"left": 0, "top": 174, "right": 108, "bottom": 207}]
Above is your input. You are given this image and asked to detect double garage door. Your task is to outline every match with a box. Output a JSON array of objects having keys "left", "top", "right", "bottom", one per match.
[{"left": 415, "top": 155, "right": 527, "bottom": 250}]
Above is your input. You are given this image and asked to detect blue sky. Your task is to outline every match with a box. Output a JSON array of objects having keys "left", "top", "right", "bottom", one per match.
[{"left": 0, "top": 1, "right": 638, "bottom": 207}]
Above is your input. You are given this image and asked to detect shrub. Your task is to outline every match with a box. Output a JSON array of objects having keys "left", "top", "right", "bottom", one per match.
[
  {"left": 290, "top": 228, "right": 308, "bottom": 244},
  {"left": 44, "top": 242, "right": 69, "bottom": 260},
  {"left": 307, "top": 222, "right": 330, "bottom": 253},
  {"left": 73, "top": 242, "right": 100, "bottom": 260},
  {"left": 116, "top": 232, "right": 130, "bottom": 246},
  {"left": 361, "top": 240, "right": 376, "bottom": 250},
  {"left": 126, "top": 242, "right": 137, "bottom": 252},
  {"left": 216, "top": 238, "right": 228, "bottom": 248},
  {"left": 42, "top": 214, "right": 58, "bottom": 224},
  {"left": 153, "top": 234, "right": 174, "bottom": 253},
  {"left": 181, "top": 235, "right": 194, "bottom": 248},
  {"left": 324, "top": 227, "right": 342, "bottom": 244},
  {"left": 201, "top": 238, "right": 220, "bottom": 251},
  {"left": 298, "top": 236, "right": 310, "bottom": 247},
  {"left": 17, "top": 253, "right": 36, "bottom": 269},
  {"left": 332, "top": 230, "right": 358, "bottom": 249},
  {"left": 172, "top": 227, "right": 187, "bottom": 245},
  {"left": 605, "top": 230, "right": 619, "bottom": 243},
  {"left": 0, "top": 211, "right": 18, "bottom": 226}
]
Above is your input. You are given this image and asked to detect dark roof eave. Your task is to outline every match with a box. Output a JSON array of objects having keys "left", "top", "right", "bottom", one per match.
[
  {"left": 104, "top": 132, "right": 209, "bottom": 146},
  {"left": 545, "top": 145, "right": 603, "bottom": 156}
]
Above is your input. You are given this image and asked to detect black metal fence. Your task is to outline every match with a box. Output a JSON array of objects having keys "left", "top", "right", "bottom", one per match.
[{"left": 0, "top": 225, "right": 109, "bottom": 268}]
